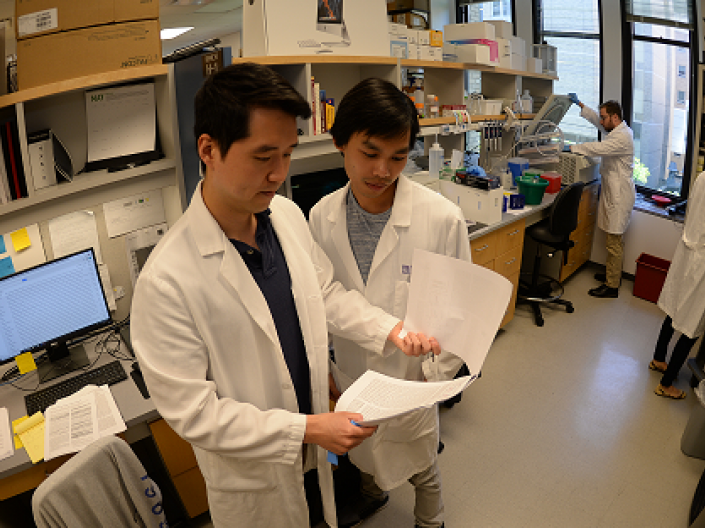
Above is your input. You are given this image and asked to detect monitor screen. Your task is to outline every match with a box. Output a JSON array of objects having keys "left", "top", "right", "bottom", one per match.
[
  {"left": 291, "top": 166, "right": 348, "bottom": 218},
  {"left": 317, "top": 0, "right": 343, "bottom": 24},
  {"left": 0, "top": 249, "right": 111, "bottom": 366}
]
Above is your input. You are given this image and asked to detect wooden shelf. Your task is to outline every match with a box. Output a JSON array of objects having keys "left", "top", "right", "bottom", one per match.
[
  {"left": 419, "top": 114, "right": 536, "bottom": 126},
  {"left": 234, "top": 55, "right": 398, "bottom": 66},
  {"left": 401, "top": 59, "right": 558, "bottom": 80},
  {"left": 0, "top": 65, "right": 169, "bottom": 108}
]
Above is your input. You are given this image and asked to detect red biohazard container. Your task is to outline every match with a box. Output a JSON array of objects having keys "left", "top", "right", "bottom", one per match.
[
  {"left": 633, "top": 253, "right": 671, "bottom": 303},
  {"left": 540, "top": 171, "right": 562, "bottom": 193}
]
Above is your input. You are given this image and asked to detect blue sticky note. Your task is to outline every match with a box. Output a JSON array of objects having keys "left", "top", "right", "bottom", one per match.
[
  {"left": 0, "top": 236, "right": 5, "bottom": 254},
  {"left": 327, "top": 451, "right": 338, "bottom": 465},
  {"left": 0, "top": 256, "right": 14, "bottom": 278}
]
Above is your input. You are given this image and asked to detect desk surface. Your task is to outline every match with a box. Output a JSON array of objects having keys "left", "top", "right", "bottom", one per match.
[
  {"left": 0, "top": 340, "right": 158, "bottom": 480},
  {"left": 467, "top": 191, "right": 557, "bottom": 241}
]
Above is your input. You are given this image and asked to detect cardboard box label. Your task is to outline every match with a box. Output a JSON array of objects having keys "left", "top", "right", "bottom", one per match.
[{"left": 18, "top": 8, "right": 57, "bottom": 37}]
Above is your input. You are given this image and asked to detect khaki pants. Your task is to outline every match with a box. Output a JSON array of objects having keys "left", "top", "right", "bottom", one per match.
[
  {"left": 361, "top": 463, "right": 444, "bottom": 528},
  {"left": 605, "top": 232, "right": 624, "bottom": 288}
]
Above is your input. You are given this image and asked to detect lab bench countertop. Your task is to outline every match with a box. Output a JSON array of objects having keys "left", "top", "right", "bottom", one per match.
[{"left": 466, "top": 191, "right": 557, "bottom": 240}]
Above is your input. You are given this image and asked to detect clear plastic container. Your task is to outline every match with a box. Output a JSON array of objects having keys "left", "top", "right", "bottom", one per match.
[
  {"left": 429, "top": 140, "right": 444, "bottom": 179},
  {"left": 521, "top": 90, "right": 533, "bottom": 113}
]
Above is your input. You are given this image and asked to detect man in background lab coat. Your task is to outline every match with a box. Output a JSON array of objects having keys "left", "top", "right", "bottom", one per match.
[
  {"left": 568, "top": 95, "right": 635, "bottom": 298},
  {"left": 309, "top": 78, "right": 470, "bottom": 528},
  {"left": 131, "top": 63, "right": 437, "bottom": 528}
]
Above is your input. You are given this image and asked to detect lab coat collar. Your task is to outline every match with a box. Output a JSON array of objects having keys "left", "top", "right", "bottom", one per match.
[
  {"left": 327, "top": 183, "right": 366, "bottom": 292},
  {"left": 187, "top": 180, "right": 281, "bottom": 349}
]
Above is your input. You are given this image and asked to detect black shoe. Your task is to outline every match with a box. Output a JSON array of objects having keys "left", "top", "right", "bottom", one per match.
[
  {"left": 438, "top": 440, "right": 445, "bottom": 454},
  {"left": 594, "top": 272, "right": 606, "bottom": 282},
  {"left": 588, "top": 284, "right": 618, "bottom": 298},
  {"left": 339, "top": 495, "right": 390, "bottom": 528},
  {"left": 415, "top": 524, "right": 444, "bottom": 528}
]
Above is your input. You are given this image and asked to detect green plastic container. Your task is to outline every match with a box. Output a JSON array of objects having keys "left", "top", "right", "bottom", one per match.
[{"left": 517, "top": 175, "right": 549, "bottom": 205}]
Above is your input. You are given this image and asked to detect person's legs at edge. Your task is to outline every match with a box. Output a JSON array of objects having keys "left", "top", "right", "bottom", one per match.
[
  {"left": 409, "top": 462, "right": 444, "bottom": 528},
  {"left": 653, "top": 315, "right": 675, "bottom": 367},
  {"left": 658, "top": 333, "right": 698, "bottom": 393},
  {"left": 605, "top": 232, "right": 623, "bottom": 289}
]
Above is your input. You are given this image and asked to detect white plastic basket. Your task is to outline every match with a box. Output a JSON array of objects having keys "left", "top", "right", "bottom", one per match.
[{"left": 482, "top": 99, "right": 503, "bottom": 115}]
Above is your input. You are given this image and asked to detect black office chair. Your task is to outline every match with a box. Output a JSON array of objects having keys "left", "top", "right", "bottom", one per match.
[{"left": 518, "top": 182, "right": 585, "bottom": 327}]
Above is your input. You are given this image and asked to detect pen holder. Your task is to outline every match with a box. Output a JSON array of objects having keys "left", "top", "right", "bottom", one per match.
[{"left": 509, "top": 193, "right": 525, "bottom": 210}]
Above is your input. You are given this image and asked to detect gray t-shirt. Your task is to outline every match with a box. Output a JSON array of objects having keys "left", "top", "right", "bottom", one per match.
[{"left": 346, "top": 188, "right": 392, "bottom": 284}]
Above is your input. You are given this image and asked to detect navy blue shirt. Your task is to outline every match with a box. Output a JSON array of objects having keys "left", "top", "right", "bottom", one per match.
[{"left": 230, "top": 210, "right": 312, "bottom": 415}]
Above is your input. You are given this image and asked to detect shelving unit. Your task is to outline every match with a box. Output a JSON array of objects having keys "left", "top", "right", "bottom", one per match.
[{"left": 0, "top": 64, "right": 185, "bottom": 320}]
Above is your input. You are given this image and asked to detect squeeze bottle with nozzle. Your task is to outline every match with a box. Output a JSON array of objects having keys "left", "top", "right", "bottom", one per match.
[{"left": 429, "top": 135, "right": 444, "bottom": 179}]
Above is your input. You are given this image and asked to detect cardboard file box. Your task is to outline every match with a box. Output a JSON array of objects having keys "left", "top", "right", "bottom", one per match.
[
  {"left": 440, "top": 181, "right": 504, "bottom": 225},
  {"left": 488, "top": 20, "right": 513, "bottom": 38},
  {"left": 16, "top": 0, "right": 158, "bottom": 39},
  {"left": 526, "top": 57, "right": 543, "bottom": 74},
  {"left": 443, "top": 43, "right": 493, "bottom": 66},
  {"left": 444, "top": 22, "right": 495, "bottom": 41},
  {"left": 17, "top": 19, "right": 161, "bottom": 90}
]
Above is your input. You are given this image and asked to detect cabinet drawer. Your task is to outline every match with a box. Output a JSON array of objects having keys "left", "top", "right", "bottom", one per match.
[
  {"left": 494, "top": 244, "right": 522, "bottom": 278},
  {"left": 149, "top": 418, "right": 198, "bottom": 477},
  {"left": 500, "top": 271, "right": 520, "bottom": 328},
  {"left": 470, "top": 231, "right": 497, "bottom": 265},
  {"left": 495, "top": 219, "right": 525, "bottom": 255},
  {"left": 477, "top": 259, "right": 495, "bottom": 271}
]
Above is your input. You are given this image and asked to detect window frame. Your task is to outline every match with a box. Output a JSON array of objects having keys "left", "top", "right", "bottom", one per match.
[{"left": 621, "top": 1, "right": 698, "bottom": 201}]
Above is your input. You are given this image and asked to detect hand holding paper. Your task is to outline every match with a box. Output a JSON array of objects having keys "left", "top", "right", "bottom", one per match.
[{"left": 388, "top": 321, "right": 441, "bottom": 358}]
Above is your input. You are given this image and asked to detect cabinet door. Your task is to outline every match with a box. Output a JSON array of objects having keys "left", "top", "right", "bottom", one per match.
[
  {"left": 494, "top": 244, "right": 522, "bottom": 278},
  {"left": 500, "top": 271, "right": 520, "bottom": 328},
  {"left": 470, "top": 231, "right": 498, "bottom": 266},
  {"left": 495, "top": 219, "right": 525, "bottom": 256}
]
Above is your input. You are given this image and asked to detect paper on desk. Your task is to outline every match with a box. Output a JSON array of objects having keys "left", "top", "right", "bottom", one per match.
[
  {"left": 85, "top": 83, "right": 156, "bottom": 163},
  {"left": 335, "top": 370, "right": 476, "bottom": 426},
  {"left": 103, "top": 189, "right": 166, "bottom": 238},
  {"left": 48, "top": 210, "right": 103, "bottom": 264},
  {"left": 14, "top": 412, "right": 45, "bottom": 463},
  {"left": 0, "top": 408, "right": 13, "bottom": 461},
  {"left": 44, "top": 385, "right": 126, "bottom": 461},
  {"left": 403, "top": 249, "right": 513, "bottom": 376}
]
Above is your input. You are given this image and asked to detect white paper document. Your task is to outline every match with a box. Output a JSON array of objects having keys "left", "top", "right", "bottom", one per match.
[
  {"left": 103, "top": 189, "right": 166, "bottom": 238},
  {"left": 403, "top": 249, "right": 513, "bottom": 376},
  {"left": 0, "top": 408, "right": 13, "bottom": 461},
  {"left": 48, "top": 210, "right": 103, "bottom": 264},
  {"left": 85, "top": 83, "right": 156, "bottom": 163},
  {"left": 124, "top": 223, "right": 167, "bottom": 287},
  {"left": 336, "top": 370, "right": 476, "bottom": 426},
  {"left": 43, "top": 385, "right": 126, "bottom": 461}
]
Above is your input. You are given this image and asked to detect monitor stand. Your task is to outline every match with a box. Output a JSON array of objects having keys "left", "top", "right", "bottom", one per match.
[{"left": 38, "top": 343, "right": 90, "bottom": 383}]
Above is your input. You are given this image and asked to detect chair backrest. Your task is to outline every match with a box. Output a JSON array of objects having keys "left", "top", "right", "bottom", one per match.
[
  {"left": 32, "top": 436, "right": 168, "bottom": 528},
  {"left": 547, "top": 182, "right": 585, "bottom": 238}
]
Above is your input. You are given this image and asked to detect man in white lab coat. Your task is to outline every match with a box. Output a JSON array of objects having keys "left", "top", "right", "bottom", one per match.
[
  {"left": 568, "top": 95, "right": 636, "bottom": 298},
  {"left": 309, "top": 78, "right": 470, "bottom": 528},
  {"left": 131, "top": 63, "right": 437, "bottom": 528}
]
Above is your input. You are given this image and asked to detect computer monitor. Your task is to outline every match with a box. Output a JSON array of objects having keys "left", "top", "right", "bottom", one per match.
[
  {"left": 0, "top": 248, "right": 111, "bottom": 382},
  {"left": 316, "top": 0, "right": 349, "bottom": 44}
]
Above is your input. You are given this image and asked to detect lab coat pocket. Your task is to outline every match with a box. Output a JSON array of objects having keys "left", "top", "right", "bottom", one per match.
[
  {"left": 393, "top": 280, "right": 410, "bottom": 319},
  {"left": 380, "top": 406, "right": 437, "bottom": 443},
  {"left": 196, "top": 448, "right": 276, "bottom": 492}
]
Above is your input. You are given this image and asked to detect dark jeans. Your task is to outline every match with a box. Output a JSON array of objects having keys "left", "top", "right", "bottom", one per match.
[{"left": 654, "top": 315, "right": 698, "bottom": 387}]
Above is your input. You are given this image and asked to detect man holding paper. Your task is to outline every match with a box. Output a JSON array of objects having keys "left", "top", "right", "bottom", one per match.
[{"left": 309, "top": 78, "right": 471, "bottom": 528}]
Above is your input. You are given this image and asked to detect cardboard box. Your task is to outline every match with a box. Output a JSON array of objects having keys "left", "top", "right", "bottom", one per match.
[
  {"left": 526, "top": 57, "right": 543, "bottom": 74},
  {"left": 16, "top": 0, "right": 158, "bottom": 39},
  {"left": 501, "top": 53, "right": 525, "bottom": 71},
  {"left": 429, "top": 29, "right": 442, "bottom": 47},
  {"left": 430, "top": 47, "right": 443, "bottom": 61},
  {"left": 394, "top": 12, "right": 428, "bottom": 29},
  {"left": 17, "top": 20, "right": 161, "bottom": 90},
  {"left": 388, "top": 22, "right": 407, "bottom": 38},
  {"left": 417, "top": 29, "right": 430, "bottom": 45},
  {"left": 488, "top": 20, "right": 513, "bottom": 38},
  {"left": 444, "top": 22, "right": 495, "bottom": 41},
  {"left": 508, "top": 36, "right": 525, "bottom": 57},
  {"left": 387, "top": 0, "right": 430, "bottom": 11},
  {"left": 418, "top": 44, "right": 433, "bottom": 60},
  {"left": 408, "top": 42, "right": 419, "bottom": 60},
  {"left": 406, "top": 27, "right": 418, "bottom": 44},
  {"left": 440, "top": 181, "right": 504, "bottom": 225},
  {"left": 390, "top": 39, "right": 408, "bottom": 58},
  {"left": 442, "top": 43, "right": 492, "bottom": 66}
]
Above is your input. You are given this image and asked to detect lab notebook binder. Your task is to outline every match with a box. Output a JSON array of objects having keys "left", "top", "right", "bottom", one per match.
[
  {"left": 0, "top": 118, "right": 28, "bottom": 200},
  {"left": 27, "top": 129, "right": 74, "bottom": 191}
]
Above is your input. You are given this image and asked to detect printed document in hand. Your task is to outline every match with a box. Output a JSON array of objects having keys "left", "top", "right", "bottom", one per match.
[
  {"left": 403, "top": 248, "right": 513, "bottom": 376},
  {"left": 0, "top": 408, "right": 13, "bottom": 461},
  {"left": 44, "top": 385, "right": 126, "bottom": 461},
  {"left": 335, "top": 370, "right": 476, "bottom": 426}
]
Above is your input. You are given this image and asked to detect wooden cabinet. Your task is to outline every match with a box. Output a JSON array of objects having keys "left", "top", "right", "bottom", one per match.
[
  {"left": 470, "top": 218, "right": 525, "bottom": 328},
  {"left": 559, "top": 183, "right": 599, "bottom": 282},
  {"left": 149, "top": 419, "right": 209, "bottom": 519}
]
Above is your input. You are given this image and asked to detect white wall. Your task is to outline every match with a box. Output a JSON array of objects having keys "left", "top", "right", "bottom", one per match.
[
  {"left": 218, "top": 31, "right": 242, "bottom": 58},
  {"left": 430, "top": 0, "right": 454, "bottom": 30}
]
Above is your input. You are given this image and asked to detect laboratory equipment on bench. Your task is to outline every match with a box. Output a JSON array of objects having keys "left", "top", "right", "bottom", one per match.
[
  {"left": 429, "top": 135, "right": 444, "bottom": 179},
  {"left": 557, "top": 151, "right": 599, "bottom": 184}
]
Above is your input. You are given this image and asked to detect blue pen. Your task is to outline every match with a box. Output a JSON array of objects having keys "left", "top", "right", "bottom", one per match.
[{"left": 327, "top": 420, "right": 362, "bottom": 465}]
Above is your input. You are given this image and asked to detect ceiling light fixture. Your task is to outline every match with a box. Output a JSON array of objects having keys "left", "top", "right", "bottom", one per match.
[{"left": 160, "top": 27, "right": 195, "bottom": 40}]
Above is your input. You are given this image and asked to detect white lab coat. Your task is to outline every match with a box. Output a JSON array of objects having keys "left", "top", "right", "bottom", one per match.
[
  {"left": 657, "top": 173, "right": 705, "bottom": 338},
  {"left": 571, "top": 105, "right": 636, "bottom": 234},
  {"left": 309, "top": 175, "right": 470, "bottom": 490},
  {"left": 131, "top": 182, "right": 398, "bottom": 528}
]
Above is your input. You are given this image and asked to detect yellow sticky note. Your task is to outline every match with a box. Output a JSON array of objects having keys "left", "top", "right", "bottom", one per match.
[
  {"left": 15, "top": 412, "right": 45, "bottom": 463},
  {"left": 10, "top": 228, "right": 31, "bottom": 252},
  {"left": 12, "top": 415, "right": 28, "bottom": 449},
  {"left": 15, "top": 352, "right": 37, "bottom": 374}
]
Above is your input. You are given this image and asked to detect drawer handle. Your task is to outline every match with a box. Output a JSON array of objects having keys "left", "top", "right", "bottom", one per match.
[
  {"left": 504, "top": 257, "right": 517, "bottom": 266},
  {"left": 508, "top": 229, "right": 519, "bottom": 236},
  {"left": 475, "top": 244, "right": 489, "bottom": 252}
]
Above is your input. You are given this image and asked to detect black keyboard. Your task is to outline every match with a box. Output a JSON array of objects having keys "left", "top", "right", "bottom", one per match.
[{"left": 25, "top": 360, "right": 128, "bottom": 416}]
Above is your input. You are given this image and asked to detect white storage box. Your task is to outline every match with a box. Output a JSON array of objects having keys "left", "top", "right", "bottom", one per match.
[
  {"left": 507, "top": 36, "right": 525, "bottom": 57},
  {"left": 419, "top": 45, "right": 434, "bottom": 60},
  {"left": 526, "top": 57, "right": 543, "bottom": 74},
  {"left": 390, "top": 39, "right": 408, "bottom": 58},
  {"left": 533, "top": 44, "right": 557, "bottom": 75},
  {"left": 444, "top": 22, "right": 495, "bottom": 41},
  {"left": 388, "top": 23, "right": 407, "bottom": 38},
  {"left": 496, "top": 38, "right": 511, "bottom": 62},
  {"left": 418, "top": 30, "right": 430, "bottom": 45},
  {"left": 501, "top": 53, "right": 525, "bottom": 71},
  {"left": 440, "top": 181, "right": 503, "bottom": 225},
  {"left": 430, "top": 47, "right": 443, "bottom": 61},
  {"left": 488, "top": 20, "right": 513, "bottom": 38},
  {"left": 482, "top": 99, "right": 503, "bottom": 115},
  {"left": 406, "top": 27, "right": 418, "bottom": 44},
  {"left": 442, "top": 43, "right": 492, "bottom": 65}
]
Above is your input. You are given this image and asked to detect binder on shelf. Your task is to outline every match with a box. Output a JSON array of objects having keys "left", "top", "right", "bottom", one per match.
[
  {"left": 0, "top": 119, "right": 28, "bottom": 200},
  {"left": 0, "top": 143, "right": 10, "bottom": 204},
  {"left": 27, "top": 129, "right": 74, "bottom": 190}
]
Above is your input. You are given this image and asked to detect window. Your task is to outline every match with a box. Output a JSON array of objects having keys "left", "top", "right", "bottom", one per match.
[
  {"left": 536, "top": 0, "right": 601, "bottom": 145},
  {"left": 624, "top": 0, "right": 695, "bottom": 197}
]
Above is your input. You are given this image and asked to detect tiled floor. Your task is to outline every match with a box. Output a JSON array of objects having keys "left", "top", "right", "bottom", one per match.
[{"left": 190, "top": 264, "right": 705, "bottom": 528}]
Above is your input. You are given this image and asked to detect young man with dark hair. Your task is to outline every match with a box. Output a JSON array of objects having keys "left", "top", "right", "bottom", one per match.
[
  {"left": 568, "top": 95, "right": 635, "bottom": 298},
  {"left": 309, "top": 78, "right": 470, "bottom": 528},
  {"left": 131, "top": 63, "right": 436, "bottom": 528}
]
